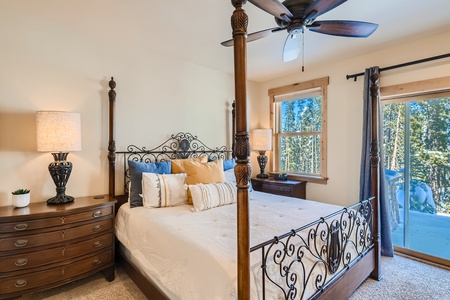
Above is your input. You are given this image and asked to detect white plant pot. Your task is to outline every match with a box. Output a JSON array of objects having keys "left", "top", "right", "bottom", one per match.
[{"left": 12, "top": 194, "right": 30, "bottom": 208}]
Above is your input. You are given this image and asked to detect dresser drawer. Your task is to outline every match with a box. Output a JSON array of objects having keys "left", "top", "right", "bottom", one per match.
[
  {"left": 0, "top": 250, "right": 112, "bottom": 294},
  {"left": 251, "top": 178, "right": 306, "bottom": 199},
  {"left": 0, "top": 219, "right": 112, "bottom": 251},
  {"left": 0, "top": 233, "right": 113, "bottom": 272},
  {"left": 258, "top": 183, "right": 293, "bottom": 194},
  {"left": 0, "top": 206, "right": 113, "bottom": 234}
]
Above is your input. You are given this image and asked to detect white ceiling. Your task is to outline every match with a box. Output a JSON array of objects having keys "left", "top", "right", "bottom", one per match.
[{"left": 4, "top": 0, "right": 450, "bottom": 82}]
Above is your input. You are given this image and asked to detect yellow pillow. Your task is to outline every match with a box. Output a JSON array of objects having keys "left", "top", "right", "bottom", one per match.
[
  {"left": 171, "top": 155, "right": 208, "bottom": 174},
  {"left": 184, "top": 159, "right": 226, "bottom": 204}
]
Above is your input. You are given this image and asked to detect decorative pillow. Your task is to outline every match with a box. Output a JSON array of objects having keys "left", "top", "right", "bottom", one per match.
[
  {"left": 128, "top": 160, "right": 171, "bottom": 208},
  {"left": 184, "top": 159, "right": 226, "bottom": 204},
  {"left": 222, "top": 158, "right": 236, "bottom": 171},
  {"left": 224, "top": 168, "right": 236, "bottom": 184},
  {"left": 142, "top": 173, "right": 188, "bottom": 208},
  {"left": 171, "top": 155, "right": 208, "bottom": 174},
  {"left": 189, "top": 182, "right": 237, "bottom": 212},
  {"left": 208, "top": 157, "right": 236, "bottom": 171},
  {"left": 184, "top": 159, "right": 225, "bottom": 185}
]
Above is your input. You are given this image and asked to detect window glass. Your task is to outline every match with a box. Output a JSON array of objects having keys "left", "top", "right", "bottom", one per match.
[
  {"left": 280, "top": 97, "right": 322, "bottom": 133},
  {"left": 280, "top": 134, "right": 321, "bottom": 175}
]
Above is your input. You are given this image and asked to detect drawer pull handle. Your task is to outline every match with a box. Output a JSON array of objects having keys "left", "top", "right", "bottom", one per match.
[
  {"left": 93, "top": 241, "right": 102, "bottom": 248},
  {"left": 92, "top": 258, "right": 103, "bottom": 266},
  {"left": 15, "top": 258, "right": 28, "bottom": 267},
  {"left": 93, "top": 225, "right": 102, "bottom": 232},
  {"left": 14, "top": 239, "right": 28, "bottom": 248},
  {"left": 92, "top": 211, "right": 102, "bottom": 218},
  {"left": 15, "top": 279, "right": 27, "bottom": 288},
  {"left": 14, "top": 223, "right": 28, "bottom": 231}
]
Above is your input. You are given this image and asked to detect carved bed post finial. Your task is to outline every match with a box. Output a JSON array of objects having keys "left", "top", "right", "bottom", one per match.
[
  {"left": 108, "top": 77, "right": 116, "bottom": 197},
  {"left": 369, "top": 70, "right": 381, "bottom": 280},
  {"left": 230, "top": 1, "right": 251, "bottom": 299}
]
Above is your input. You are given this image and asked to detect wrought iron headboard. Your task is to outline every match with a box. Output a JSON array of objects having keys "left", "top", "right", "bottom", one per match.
[{"left": 117, "top": 132, "right": 232, "bottom": 194}]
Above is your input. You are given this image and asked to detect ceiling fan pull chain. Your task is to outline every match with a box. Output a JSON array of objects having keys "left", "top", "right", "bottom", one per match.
[{"left": 302, "top": 27, "right": 305, "bottom": 72}]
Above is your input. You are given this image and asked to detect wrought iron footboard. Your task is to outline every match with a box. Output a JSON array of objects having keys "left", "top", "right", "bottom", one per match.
[{"left": 250, "top": 197, "right": 375, "bottom": 300}]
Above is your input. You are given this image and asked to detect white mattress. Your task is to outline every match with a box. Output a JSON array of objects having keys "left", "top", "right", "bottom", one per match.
[{"left": 115, "top": 191, "right": 349, "bottom": 299}]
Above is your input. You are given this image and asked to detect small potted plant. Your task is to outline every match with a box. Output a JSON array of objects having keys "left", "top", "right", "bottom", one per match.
[{"left": 12, "top": 189, "right": 31, "bottom": 208}]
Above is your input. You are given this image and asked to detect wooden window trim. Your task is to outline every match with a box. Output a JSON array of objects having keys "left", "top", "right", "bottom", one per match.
[
  {"left": 381, "top": 75, "right": 450, "bottom": 99},
  {"left": 269, "top": 77, "right": 329, "bottom": 184}
]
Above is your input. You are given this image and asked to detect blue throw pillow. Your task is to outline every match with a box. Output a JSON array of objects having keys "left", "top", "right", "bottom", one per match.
[
  {"left": 223, "top": 158, "right": 236, "bottom": 171},
  {"left": 208, "top": 157, "right": 236, "bottom": 171},
  {"left": 128, "top": 160, "right": 171, "bottom": 208}
]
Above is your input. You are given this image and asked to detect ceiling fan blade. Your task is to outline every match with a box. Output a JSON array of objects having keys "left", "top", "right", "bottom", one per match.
[
  {"left": 221, "top": 27, "right": 282, "bottom": 47},
  {"left": 304, "top": 0, "right": 348, "bottom": 21},
  {"left": 283, "top": 32, "right": 302, "bottom": 62},
  {"left": 248, "top": 0, "right": 293, "bottom": 22},
  {"left": 308, "top": 20, "right": 378, "bottom": 37}
]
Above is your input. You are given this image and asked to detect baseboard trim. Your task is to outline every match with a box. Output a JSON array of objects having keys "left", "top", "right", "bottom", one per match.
[{"left": 394, "top": 247, "right": 450, "bottom": 271}]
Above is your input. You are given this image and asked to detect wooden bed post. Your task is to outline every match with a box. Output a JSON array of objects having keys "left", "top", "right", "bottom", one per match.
[
  {"left": 232, "top": 100, "right": 236, "bottom": 159},
  {"left": 230, "top": 1, "right": 251, "bottom": 299},
  {"left": 108, "top": 77, "right": 116, "bottom": 197},
  {"left": 369, "top": 72, "right": 382, "bottom": 280}
]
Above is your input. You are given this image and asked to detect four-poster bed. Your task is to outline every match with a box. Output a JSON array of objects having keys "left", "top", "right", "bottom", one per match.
[{"left": 106, "top": 2, "right": 382, "bottom": 299}]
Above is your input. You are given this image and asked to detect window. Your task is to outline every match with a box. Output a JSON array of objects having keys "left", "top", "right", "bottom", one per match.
[{"left": 269, "top": 77, "right": 329, "bottom": 183}]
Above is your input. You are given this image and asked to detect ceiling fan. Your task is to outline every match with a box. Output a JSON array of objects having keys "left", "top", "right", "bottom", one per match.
[{"left": 221, "top": 0, "right": 378, "bottom": 63}]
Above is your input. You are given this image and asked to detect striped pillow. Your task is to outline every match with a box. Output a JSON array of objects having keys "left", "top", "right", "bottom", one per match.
[
  {"left": 142, "top": 173, "right": 188, "bottom": 208},
  {"left": 189, "top": 182, "right": 237, "bottom": 212}
]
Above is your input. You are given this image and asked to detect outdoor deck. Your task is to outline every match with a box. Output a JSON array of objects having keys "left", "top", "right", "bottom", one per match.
[{"left": 391, "top": 210, "right": 450, "bottom": 260}]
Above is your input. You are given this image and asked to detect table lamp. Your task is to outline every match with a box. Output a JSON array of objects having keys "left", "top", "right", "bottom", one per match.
[
  {"left": 252, "top": 129, "right": 272, "bottom": 179},
  {"left": 36, "top": 111, "right": 81, "bottom": 204}
]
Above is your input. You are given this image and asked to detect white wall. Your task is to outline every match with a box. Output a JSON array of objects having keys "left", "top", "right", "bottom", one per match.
[
  {"left": 252, "top": 31, "right": 450, "bottom": 206},
  {"left": 0, "top": 5, "right": 251, "bottom": 206}
]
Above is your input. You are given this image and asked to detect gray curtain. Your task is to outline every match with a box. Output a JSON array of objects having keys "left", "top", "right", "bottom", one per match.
[{"left": 359, "top": 66, "right": 394, "bottom": 257}]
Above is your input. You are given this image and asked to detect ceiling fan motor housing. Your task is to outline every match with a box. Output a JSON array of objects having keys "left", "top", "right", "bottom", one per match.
[{"left": 275, "top": 0, "right": 316, "bottom": 30}]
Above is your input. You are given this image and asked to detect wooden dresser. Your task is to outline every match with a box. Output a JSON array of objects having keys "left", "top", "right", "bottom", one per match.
[
  {"left": 251, "top": 177, "right": 306, "bottom": 199},
  {"left": 0, "top": 195, "right": 116, "bottom": 299}
]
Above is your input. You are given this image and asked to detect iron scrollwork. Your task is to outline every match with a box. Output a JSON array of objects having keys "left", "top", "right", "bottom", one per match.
[
  {"left": 251, "top": 197, "right": 374, "bottom": 299},
  {"left": 117, "top": 132, "right": 232, "bottom": 194}
]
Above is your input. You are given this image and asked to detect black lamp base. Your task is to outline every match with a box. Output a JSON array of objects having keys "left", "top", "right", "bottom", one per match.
[
  {"left": 47, "top": 195, "right": 74, "bottom": 205},
  {"left": 47, "top": 152, "right": 74, "bottom": 205},
  {"left": 256, "top": 151, "right": 269, "bottom": 179}
]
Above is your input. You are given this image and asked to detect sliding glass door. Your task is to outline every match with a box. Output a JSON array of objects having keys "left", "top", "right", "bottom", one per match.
[{"left": 382, "top": 94, "right": 450, "bottom": 262}]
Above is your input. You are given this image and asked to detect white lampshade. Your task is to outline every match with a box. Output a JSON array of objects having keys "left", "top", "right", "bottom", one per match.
[
  {"left": 252, "top": 129, "right": 272, "bottom": 151},
  {"left": 36, "top": 111, "right": 82, "bottom": 152}
]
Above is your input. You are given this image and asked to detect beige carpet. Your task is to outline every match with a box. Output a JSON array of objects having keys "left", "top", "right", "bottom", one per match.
[
  {"left": 348, "top": 255, "right": 450, "bottom": 300},
  {"left": 19, "top": 266, "right": 146, "bottom": 300},
  {"left": 19, "top": 256, "right": 450, "bottom": 299}
]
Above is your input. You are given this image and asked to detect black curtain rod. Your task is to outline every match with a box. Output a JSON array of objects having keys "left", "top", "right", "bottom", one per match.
[{"left": 346, "top": 52, "right": 450, "bottom": 81}]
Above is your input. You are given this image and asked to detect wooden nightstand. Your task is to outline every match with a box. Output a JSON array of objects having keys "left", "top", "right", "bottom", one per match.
[
  {"left": 0, "top": 195, "right": 116, "bottom": 299},
  {"left": 251, "top": 177, "right": 306, "bottom": 199}
]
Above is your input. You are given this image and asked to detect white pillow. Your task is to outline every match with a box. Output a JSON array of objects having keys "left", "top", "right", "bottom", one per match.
[
  {"left": 224, "top": 168, "right": 236, "bottom": 184},
  {"left": 189, "top": 182, "right": 237, "bottom": 212},
  {"left": 142, "top": 173, "right": 188, "bottom": 208}
]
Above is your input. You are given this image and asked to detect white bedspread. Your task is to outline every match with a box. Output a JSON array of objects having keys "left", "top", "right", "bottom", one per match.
[{"left": 115, "top": 191, "right": 346, "bottom": 300}]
